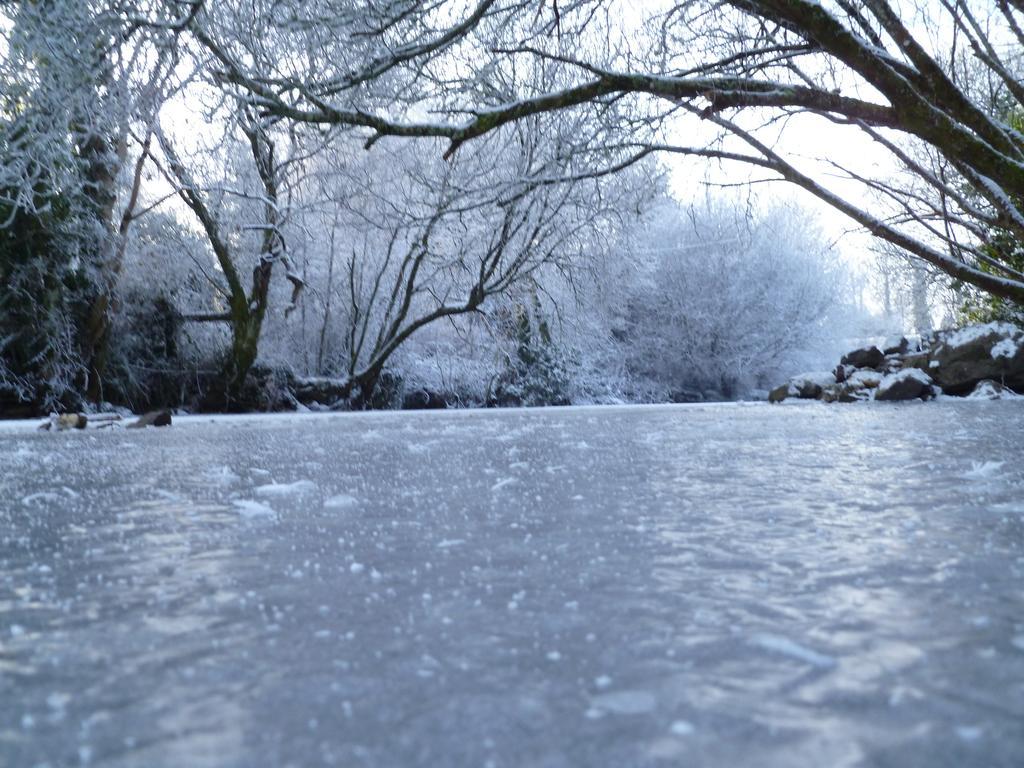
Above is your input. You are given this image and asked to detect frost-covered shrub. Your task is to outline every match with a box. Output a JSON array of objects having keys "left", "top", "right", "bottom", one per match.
[
  {"left": 104, "top": 213, "right": 230, "bottom": 409},
  {"left": 104, "top": 292, "right": 185, "bottom": 410},
  {"left": 390, "top": 320, "right": 496, "bottom": 406},
  {"left": 0, "top": 1, "right": 162, "bottom": 413},
  {"left": 489, "top": 300, "right": 575, "bottom": 407},
  {"left": 0, "top": 189, "right": 98, "bottom": 412},
  {"left": 618, "top": 197, "right": 847, "bottom": 397}
]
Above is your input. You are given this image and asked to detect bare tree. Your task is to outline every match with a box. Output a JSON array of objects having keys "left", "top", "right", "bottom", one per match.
[
  {"left": 264, "top": 123, "right": 647, "bottom": 407},
  {"left": 190, "top": 0, "right": 1024, "bottom": 306},
  {"left": 155, "top": 110, "right": 304, "bottom": 404}
]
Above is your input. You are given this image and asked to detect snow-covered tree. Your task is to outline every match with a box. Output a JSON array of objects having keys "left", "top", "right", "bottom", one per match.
[
  {"left": 154, "top": 110, "right": 306, "bottom": 405},
  {"left": 254, "top": 119, "right": 651, "bottom": 406},
  {"left": 0, "top": 0, "right": 187, "bottom": 409},
  {"left": 194, "top": 0, "right": 1024, "bottom": 307},
  {"left": 618, "top": 197, "right": 846, "bottom": 398}
]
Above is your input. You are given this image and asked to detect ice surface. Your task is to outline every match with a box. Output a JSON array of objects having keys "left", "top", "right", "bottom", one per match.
[
  {"left": 669, "top": 719, "right": 695, "bottom": 736},
  {"left": 589, "top": 690, "right": 658, "bottom": 716},
  {"left": 750, "top": 633, "right": 837, "bottom": 668},
  {"left": 2, "top": 402, "right": 1024, "bottom": 767}
]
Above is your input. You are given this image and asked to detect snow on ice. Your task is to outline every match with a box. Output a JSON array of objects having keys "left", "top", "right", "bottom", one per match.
[{"left": 2, "top": 402, "right": 1024, "bottom": 767}]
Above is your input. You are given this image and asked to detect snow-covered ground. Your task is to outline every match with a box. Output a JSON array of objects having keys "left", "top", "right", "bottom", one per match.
[{"left": 2, "top": 402, "right": 1023, "bottom": 767}]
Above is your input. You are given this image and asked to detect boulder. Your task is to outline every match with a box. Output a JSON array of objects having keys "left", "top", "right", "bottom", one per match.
[
  {"left": 833, "top": 364, "right": 855, "bottom": 383},
  {"left": 669, "top": 388, "right": 704, "bottom": 404},
  {"left": 929, "top": 322, "right": 1024, "bottom": 395},
  {"left": 127, "top": 409, "right": 172, "bottom": 428},
  {"left": 821, "top": 382, "right": 870, "bottom": 403},
  {"left": 847, "top": 369, "right": 882, "bottom": 389},
  {"left": 402, "top": 388, "right": 448, "bottom": 410},
  {"left": 841, "top": 345, "right": 885, "bottom": 370},
  {"left": 900, "top": 350, "right": 931, "bottom": 372},
  {"left": 788, "top": 371, "right": 836, "bottom": 399},
  {"left": 58, "top": 413, "right": 88, "bottom": 430},
  {"left": 875, "top": 368, "right": 935, "bottom": 401},
  {"left": 768, "top": 383, "right": 791, "bottom": 403},
  {"left": 293, "top": 376, "right": 351, "bottom": 407},
  {"left": 882, "top": 336, "right": 910, "bottom": 355},
  {"left": 965, "top": 379, "right": 1022, "bottom": 400},
  {"left": 39, "top": 413, "right": 88, "bottom": 430},
  {"left": 881, "top": 354, "right": 905, "bottom": 373}
]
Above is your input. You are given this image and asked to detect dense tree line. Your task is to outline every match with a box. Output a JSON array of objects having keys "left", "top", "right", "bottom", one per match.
[{"left": 2, "top": 1, "right": 1020, "bottom": 415}]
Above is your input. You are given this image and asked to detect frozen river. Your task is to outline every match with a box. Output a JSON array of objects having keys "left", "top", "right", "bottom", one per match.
[{"left": 1, "top": 402, "right": 1023, "bottom": 767}]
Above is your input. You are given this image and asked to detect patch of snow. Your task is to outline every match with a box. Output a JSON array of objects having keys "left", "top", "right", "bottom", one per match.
[
  {"left": 966, "top": 381, "right": 1022, "bottom": 400},
  {"left": 791, "top": 371, "right": 836, "bottom": 388},
  {"left": 991, "top": 338, "right": 1020, "bottom": 359},
  {"left": 946, "top": 322, "right": 1021, "bottom": 349},
  {"left": 899, "top": 368, "right": 931, "bottom": 384},
  {"left": 848, "top": 370, "right": 882, "bottom": 388},
  {"left": 963, "top": 461, "right": 1004, "bottom": 480},
  {"left": 232, "top": 499, "right": 276, "bottom": 519},
  {"left": 324, "top": 493, "right": 358, "bottom": 509},
  {"left": 255, "top": 480, "right": 318, "bottom": 498}
]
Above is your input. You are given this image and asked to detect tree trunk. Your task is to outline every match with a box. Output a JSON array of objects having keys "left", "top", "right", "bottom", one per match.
[
  {"left": 351, "top": 366, "right": 382, "bottom": 410},
  {"left": 84, "top": 131, "right": 144, "bottom": 403},
  {"left": 911, "top": 265, "right": 933, "bottom": 336},
  {"left": 225, "top": 259, "right": 273, "bottom": 401}
]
